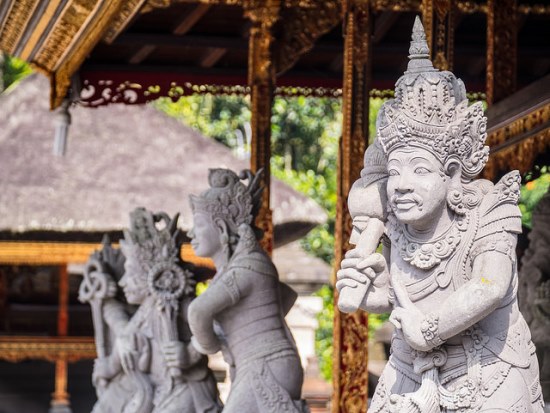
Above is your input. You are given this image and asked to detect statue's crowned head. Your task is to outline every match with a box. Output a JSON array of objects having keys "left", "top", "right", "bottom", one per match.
[
  {"left": 119, "top": 208, "right": 183, "bottom": 304},
  {"left": 378, "top": 17, "right": 489, "bottom": 180},
  {"left": 380, "top": 17, "right": 489, "bottom": 226},
  {"left": 189, "top": 168, "right": 263, "bottom": 258}
]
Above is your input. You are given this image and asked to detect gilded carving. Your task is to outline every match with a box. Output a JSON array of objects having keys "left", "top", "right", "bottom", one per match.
[
  {"left": 371, "top": 0, "right": 421, "bottom": 12},
  {"left": 0, "top": 241, "right": 214, "bottom": 268},
  {"left": 0, "top": 337, "right": 96, "bottom": 363},
  {"left": 422, "top": 0, "right": 453, "bottom": 71},
  {"left": 482, "top": 103, "right": 550, "bottom": 180},
  {"left": 333, "top": 2, "right": 371, "bottom": 412},
  {"left": 275, "top": 0, "right": 341, "bottom": 75},
  {"left": 486, "top": 0, "right": 517, "bottom": 105},
  {"left": 0, "top": 0, "right": 40, "bottom": 53},
  {"left": 103, "top": 0, "right": 148, "bottom": 43}
]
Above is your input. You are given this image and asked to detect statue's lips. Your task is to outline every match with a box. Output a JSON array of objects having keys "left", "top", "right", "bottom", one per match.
[{"left": 394, "top": 199, "right": 417, "bottom": 210}]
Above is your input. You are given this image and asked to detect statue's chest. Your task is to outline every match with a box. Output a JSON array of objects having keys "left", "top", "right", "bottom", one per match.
[{"left": 388, "top": 211, "right": 479, "bottom": 304}]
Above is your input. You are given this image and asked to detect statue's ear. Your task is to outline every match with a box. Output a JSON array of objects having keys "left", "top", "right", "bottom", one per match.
[
  {"left": 444, "top": 158, "right": 462, "bottom": 182},
  {"left": 214, "top": 218, "right": 229, "bottom": 241}
]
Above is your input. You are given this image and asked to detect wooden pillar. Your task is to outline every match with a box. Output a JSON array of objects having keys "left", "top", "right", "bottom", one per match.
[
  {"left": 422, "top": 0, "right": 454, "bottom": 71},
  {"left": 50, "top": 265, "right": 71, "bottom": 413},
  {"left": 332, "top": 1, "right": 371, "bottom": 412},
  {"left": 486, "top": 0, "right": 517, "bottom": 106},
  {"left": 244, "top": 1, "right": 280, "bottom": 253}
]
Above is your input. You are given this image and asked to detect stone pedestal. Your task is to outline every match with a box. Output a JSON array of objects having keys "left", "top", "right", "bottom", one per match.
[{"left": 49, "top": 402, "right": 72, "bottom": 413}]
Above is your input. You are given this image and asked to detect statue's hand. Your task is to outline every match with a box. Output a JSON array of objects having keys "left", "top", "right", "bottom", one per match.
[
  {"left": 336, "top": 250, "right": 389, "bottom": 292},
  {"left": 115, "top": 335, "right": 138, "bottom": 373},
  {"left": 93, "top": 357, "right": 117, "bottom": 386},
  {"left": 162, "top": 340, "right": 187, "bottom": 370},
  {"left": 389, "top": 278, "right": 431, "bottom": 352}
]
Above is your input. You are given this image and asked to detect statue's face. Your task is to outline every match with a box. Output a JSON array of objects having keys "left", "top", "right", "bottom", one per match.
[
  {"left": 119, "top": 252, "right": 148, "bottom": 304},
  {"left": 386, "top": 147, "right": 449, "bottom": 229},
  {"left": 189, "top": 212, "right": 223, "bottom": 258}
]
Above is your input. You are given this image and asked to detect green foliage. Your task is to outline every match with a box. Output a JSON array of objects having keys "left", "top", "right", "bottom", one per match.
[
  {"left": 314, "top": 284, "right": 334, "bottom": 381},
  {"left": 519, "top": 168, "right": 550, "bottom": 229},
  {"left": 1, "top": 54, "right": 32, "bottom": 92},
  {"left": 152, "top": 94, "right": 251, "bottom": 148}
]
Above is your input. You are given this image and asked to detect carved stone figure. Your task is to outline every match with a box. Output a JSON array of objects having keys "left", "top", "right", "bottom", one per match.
[
  {"left": 519, "top": 187, "right": 550, "bottom": 402},
  {"left": 336, "top": 17, "right": 545, "bottom": 413},
  {"left": 187, "top": 168, "right": 309, "bottom": 413},
  {"left": 79, "top": 208, "right": 222, "bottom": 413}
]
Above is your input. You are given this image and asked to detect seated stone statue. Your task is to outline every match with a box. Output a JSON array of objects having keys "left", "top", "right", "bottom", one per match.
[
  {"left": 79, "top": 208, "right": 222, "bottom": 413},
  {"left": 336, "top": 17, "right": 545, "bottom": 413},
  {"left": 187, "top": 168, "right": 309, "bottom": 413}
]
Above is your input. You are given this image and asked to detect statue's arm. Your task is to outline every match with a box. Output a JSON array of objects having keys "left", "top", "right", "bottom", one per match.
[
  {"left": 188, "top": 276, "right": 238, "bottom": 354},
  {"left": 102, "top": 298, "right": 129, "bottom": 331},
  {"left": 437, "top": 233, "right": 516, "bottom": 340}
]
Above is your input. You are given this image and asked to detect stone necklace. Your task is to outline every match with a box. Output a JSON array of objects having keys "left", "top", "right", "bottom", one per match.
[{"left": 389, "top": 212, "right": 469, "bottom": 271}]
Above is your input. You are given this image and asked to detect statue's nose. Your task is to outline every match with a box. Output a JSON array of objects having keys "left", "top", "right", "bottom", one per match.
[{"left": 396, "top": 175, "right": 413, "bottom": 193}]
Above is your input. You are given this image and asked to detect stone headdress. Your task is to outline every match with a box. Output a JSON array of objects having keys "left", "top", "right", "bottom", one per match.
[
  {"left": 189, "top": 168, "right": 264, "bottom": 237},
  {"left": 120, "top": 208, "right": 194, "bottom": 297},
  {"left": 377, "top": 16, "right": 489, "bottom": 180}
]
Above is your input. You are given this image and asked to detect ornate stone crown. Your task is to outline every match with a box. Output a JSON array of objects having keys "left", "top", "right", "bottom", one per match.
[
  {"left": 189, "top": 168, "right": 264, "bottom": 235},
  {"left": 120, "top": 207, "right": 181, "bottom": 272},
  {"left": 378, "top": 16, "right": 489, "bottom": 179}
]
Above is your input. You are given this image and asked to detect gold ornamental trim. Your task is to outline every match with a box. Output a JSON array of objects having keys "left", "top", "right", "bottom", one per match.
[
  {"left": 0, "top": 336, "right": 96, "bottom": 363},
  {"left": 483, "top": 102, "right": 550, "bottom": 180},
  {"left": 0, "top": 241, "right": 215, "bottom": 268}
]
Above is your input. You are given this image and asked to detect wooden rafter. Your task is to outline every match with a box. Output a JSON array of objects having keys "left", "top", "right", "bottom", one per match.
[{"left": 128, "top": 3, "right": 212, "bottom": 65}]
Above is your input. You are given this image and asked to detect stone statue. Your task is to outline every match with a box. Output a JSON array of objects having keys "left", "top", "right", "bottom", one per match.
[
  {"left": 519, "top": 186, "right": 550, "bottom": 402},
  {"left": 336, "top": 16, "right": 545, "bottom": 413},
  {"left": 79, "top": 208, "right": 222, "bottom": 413},
  {"left": 187, "top": 168, "right": 309, "bottom": 413}
]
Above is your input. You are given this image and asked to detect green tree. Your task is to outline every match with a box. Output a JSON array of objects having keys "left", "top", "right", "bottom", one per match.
[{"left": 1, "top": 54, "right": 32, "bottom": 93}]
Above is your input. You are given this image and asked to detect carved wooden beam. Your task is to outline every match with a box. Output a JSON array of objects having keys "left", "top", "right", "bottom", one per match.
[
  {"left": 0, "top": 336, "right": 96, "bottom": 363},
  {"left": 486, "top": 0, "right": 518, "bottom": 106},
  {"left": 244, "top": 0, "right": 281, "bottom": 253},
  {"left": 332, "top": 1, "right": 371, "bottom": 412},
  {"left": 275, "top": 0, "right": 341, "bottom": 76},
  {"left": 422, "top": 0, "right": 454, "bottom": 71},
  {"left": 0, "top": 241, "right": 215, "bottom": 268}
]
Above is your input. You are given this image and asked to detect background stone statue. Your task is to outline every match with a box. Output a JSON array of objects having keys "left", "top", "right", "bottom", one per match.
[
  {"left": 187, "top": 168, "right": 309, "bottom": 412},
  {"left": 79, "top": 208, "right": 222, "bottom": 413},
  {"left": 519, "top": 186, "right": 550, "bottom": 402},
  {"left": 336, "top": 17, "right": 544, "bottom": 413}
]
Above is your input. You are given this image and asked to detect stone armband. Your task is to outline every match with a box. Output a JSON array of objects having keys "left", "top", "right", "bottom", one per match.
[{"left": 421, "top": 313, "right": 444, "bottom": 348}]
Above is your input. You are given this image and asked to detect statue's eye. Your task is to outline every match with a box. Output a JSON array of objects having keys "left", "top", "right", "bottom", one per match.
[
  {"left": 414, "top": 167, "right": 430, "bottom": 174},
  {"left": 388, "top": 169, "right": 399, "bottom": 176}
]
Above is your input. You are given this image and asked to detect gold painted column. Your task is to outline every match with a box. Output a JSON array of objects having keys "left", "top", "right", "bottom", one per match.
[
  {"left": 486, "top": 0, "right": 517, "bottom": 105},
  {"left": 332, "top": 1, "right": 371, "bottom": 412},
  {"left": 50, "top": 264, "right": 71, "bottom": 413},
  {"left": 422, "top": 0, "right": 454, "bottom": 70},
  {"left": 244, "top": 1, "right": 281, "bottom": 253}
]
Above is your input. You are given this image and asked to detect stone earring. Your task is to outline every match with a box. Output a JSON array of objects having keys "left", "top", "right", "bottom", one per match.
[{"left": 446, "top": 187, "right": 465, "bottom": 215}]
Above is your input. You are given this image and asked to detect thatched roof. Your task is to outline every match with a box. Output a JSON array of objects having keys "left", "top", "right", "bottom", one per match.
[{"left": 0, "top": 74, "right": 326, "bottom": 246}]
